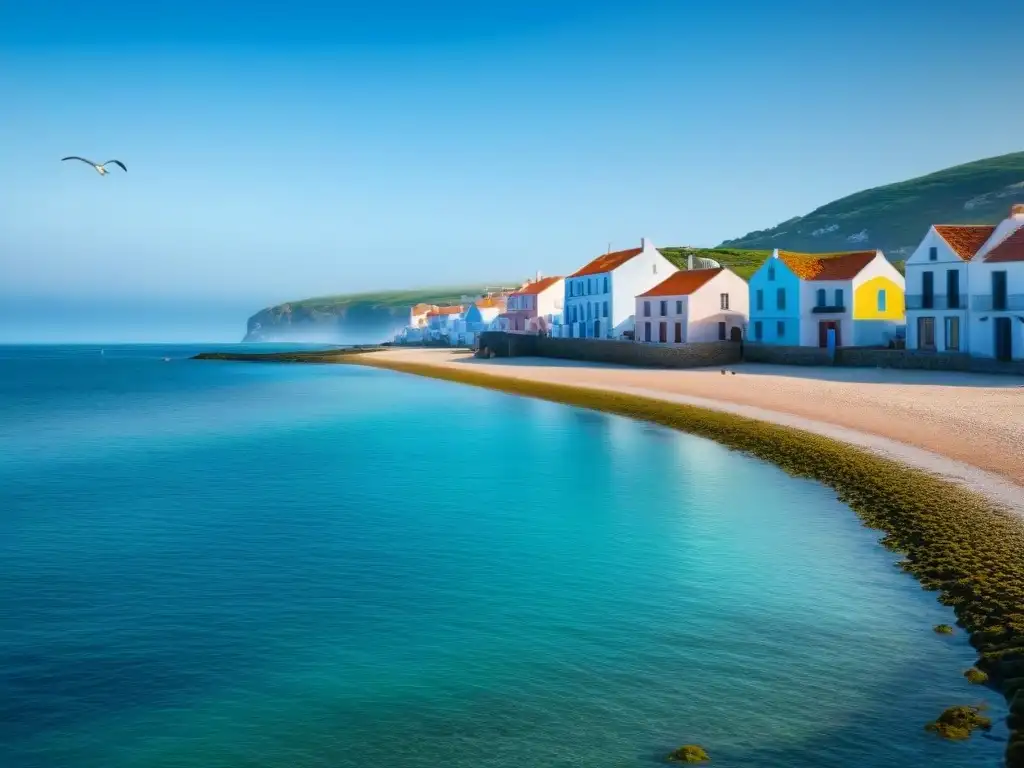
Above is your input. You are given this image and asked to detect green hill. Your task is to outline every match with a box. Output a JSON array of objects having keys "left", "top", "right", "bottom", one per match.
[{"left": 719, "top": 151, "right": 1024, "bottom": 257}]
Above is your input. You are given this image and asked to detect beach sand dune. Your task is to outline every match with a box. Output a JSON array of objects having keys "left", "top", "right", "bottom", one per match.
[{"left": 360, "top": 348, "right": 1024, "bottom": 515}]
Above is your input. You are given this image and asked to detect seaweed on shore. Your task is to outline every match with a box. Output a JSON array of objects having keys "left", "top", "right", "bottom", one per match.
[{"left": 349, "top": 356, "right": 1024, "bottom": 767}]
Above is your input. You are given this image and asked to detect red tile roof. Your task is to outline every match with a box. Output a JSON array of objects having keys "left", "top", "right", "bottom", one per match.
[
  {"left": 427, "top": 305, "right": 464, "bottom": 317},
  {"left": 984, "top": 225, "right": 1024, "bottom": 263},
  {"left": 511, "top": 276, "right": 563, "bottom": 296},
  {"left": 776, "top": 250, "right": 878, "bottom": 281},
  {"left": 638, "top": 268, "right": 722, "bottom": 297},
  {"left": 475, "top": 297, "right": 506, "bottom": 310},
  {"left": 569, "top": 247, "right": 642, "bottom": 278},
  {"left": 934, "top": 225, "right": 996, "bottom": 261}
]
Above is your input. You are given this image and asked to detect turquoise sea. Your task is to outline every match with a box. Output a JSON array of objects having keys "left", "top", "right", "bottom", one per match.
[{"left": 0, "top": 344, "right": 1008, "bottom": 768}]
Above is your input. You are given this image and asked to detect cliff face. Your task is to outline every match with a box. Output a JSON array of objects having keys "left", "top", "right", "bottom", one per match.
[
  {"left": 243, "top": 302, "right": 409, "bottom": 343},
  {"left": 241, "top": 285, "right": 500, "bottom": 343}
]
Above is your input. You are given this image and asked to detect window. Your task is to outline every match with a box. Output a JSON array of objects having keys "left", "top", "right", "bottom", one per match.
[
  {"left": 756, "top": 289, "right": 763, "bottom": 311},
  {"left": 929, "top": 246, "right": 938, "bottom": 261},
  {"left": 947, "top": 269, "right": 960, "bottom": 309},
  {"left": 718, "top": 322, "right": 726, "bottom": 340},
  {"left": 643, "top": 301, "right": 651, "bottom": 317},
  {"left": 777, "top": 288, "right": 786, "bottom": 311},
  {"left": 603, "top": 276, "right": 609, "bottom": 292},
  {"left": 659, "top": 322, "right": 667, "bottom": 343},
  {"left": 603, "top": 301, "right": 608, "bottom": 318},
  {"left": 660, "top": 300, "right": 668, "bottom": 316},
  {"left": 922, "top": 271, "right": 934, "bottom": 309},
  {"left": 653, "top": 263, "right": 658, "bottom": 274},
  {"left": 918, "top": 317, "right": 936, "bottom": 351},
  {"left": 586, "top": 303, "right": 592, "bottom": 321},
  {"left": 816, "top": 288, "right": 826, "bottom": 307},
  {"left": 767, "top": 264, "right": 775, "bottom": 281},
  {"left": 674, "top": 322, "right": 682, "bottom": 343},
  {"left": 644, "top": 322, "right": 651, "bottom": 342},
  {"left": 777, "top": 320, "right": 785, "bottom": 338},
  {"left": 675, "top": 300, "right": 683, "bottom": 314},
  {"left": 993, "top": 271, "right": 1008, "bottom": 311},
  {"left": 877, "top": 289, "right": 886, "bottom": 312},
  {"left": 754, "top": 321, "right": 763, "bottom": 340},
  {"left": 945, "top": 317, "right": 960, "bottom": 351},
  {"left": 720, "top": 293, "right": 729, "bottom": 310},
  {"left": 834, "top": 289, "right": 843, "bottom": 307}
]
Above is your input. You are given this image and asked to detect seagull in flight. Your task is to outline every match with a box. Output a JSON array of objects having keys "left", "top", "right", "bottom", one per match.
[{"left": 61, "top": 156, "right": 127, "bottom": 176}]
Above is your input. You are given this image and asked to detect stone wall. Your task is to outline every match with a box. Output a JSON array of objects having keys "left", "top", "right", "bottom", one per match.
[
  {"left": 742, "top": 343, "right": 833, "bottom": 366},
  {"left": 476, "top": 332, "right": 740, "bottom": 368},
  {"left": 837, "top": 348, "right": 1024, "bottom": 374},
  {"left": 475, "top": 332, "right": 1024, "bottom": 375}
]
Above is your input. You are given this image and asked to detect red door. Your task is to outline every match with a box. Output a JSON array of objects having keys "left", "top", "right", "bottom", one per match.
[{"left": 818, "top": 321, "right": 841, "bottom": 348}]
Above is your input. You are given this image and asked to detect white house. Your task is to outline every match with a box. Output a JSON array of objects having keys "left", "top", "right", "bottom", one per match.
[
  {"left": 634, "top": 268, "right": 749, "bottom": 344},
  {"left": 905, "top": 204, "right": 1024, "bottom": 361},
  {"left": 903, "top": 225, "right": 991, "bottom": 353},
  {"left": 501, "top": 275, "right": 565, "bottom": 333},
  {"left": 561, "top": 238, "right": 677, "bottom": 340},
  {"left": 968, "top": 205, "right": 1024, "bottom": 361}
]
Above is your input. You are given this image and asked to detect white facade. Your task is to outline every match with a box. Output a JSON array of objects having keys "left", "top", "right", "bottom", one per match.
[
  {"left": 969, "top": 210, "right": 1024, "bottom": 361},
  {"left": 904, "top": 227, "right": 974, "bottom": 353},
  {"left": 905, "top": 206, "right": 1024, "bottom": 361},
  {"left": 562, "top": 238, "right": 677, "bottom": 340},
  {"left": 634, "top": 269, "right": 749, "bottom": 344}
]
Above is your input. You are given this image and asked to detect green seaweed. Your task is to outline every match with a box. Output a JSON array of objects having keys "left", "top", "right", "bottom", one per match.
[{"left": 667, "top": 744, "right": 710, "bottom": 763}]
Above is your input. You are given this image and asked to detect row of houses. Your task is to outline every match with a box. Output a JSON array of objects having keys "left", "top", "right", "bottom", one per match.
[{"left": 394, "top": 204, "right": 1024, "bottom": 362}]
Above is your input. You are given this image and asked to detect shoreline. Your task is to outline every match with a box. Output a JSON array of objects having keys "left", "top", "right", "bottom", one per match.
[{"left": 339, "top": 351, "right": 1024, "bottom": 767}]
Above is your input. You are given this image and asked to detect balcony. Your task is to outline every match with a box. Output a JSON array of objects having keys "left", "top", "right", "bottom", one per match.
[
  {"left": 971, "top": 294, "right": 1024, "bottom": 312},
  {"left": 810, "top": 305, "right": 846, "bottom": 314},
  {"left": 905, "top": 294, "right": 963, "bottom": 311}
]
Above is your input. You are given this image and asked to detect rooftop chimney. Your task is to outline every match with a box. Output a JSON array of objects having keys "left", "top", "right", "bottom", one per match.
[
  {"left": 1012, "top": 203, "right": 1024, "bottom": 218},
  {"left": 687, "top": 253, "right": 694, "bottom": 270},
  {"left": 640, "top": 237, "right": 647, "bottom": 249}
]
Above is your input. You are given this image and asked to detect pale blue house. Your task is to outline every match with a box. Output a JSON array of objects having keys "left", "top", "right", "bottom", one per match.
[{"left": 747, "top": 253, "right": 801, "bottom": 345}]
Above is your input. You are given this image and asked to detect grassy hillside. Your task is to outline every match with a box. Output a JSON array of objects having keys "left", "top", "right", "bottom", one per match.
[
  {"left": 719, "top": 151, "right": 1024, "bottom": 257},
  {"left": 284, "top": 284, "right": 510, "bottom": 312}
]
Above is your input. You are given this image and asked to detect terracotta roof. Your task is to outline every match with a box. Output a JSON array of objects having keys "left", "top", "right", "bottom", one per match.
[
  {"left": 427, "top": 305, "right": 464, "bottom": 317},
  {"left": 984, "top": 225, "right": 1024, "bottom": 263},
  {"left": 638, "top": 268, "right": 722, "bottom": 297},
  {"left": 511, "top": 276, "right": 563, "bottom": 296},
  {"left": 934, "top": 225, "right": 996, "bottom": 261},
  {"left": 569, "top": 247, "right": 642, "bottom": 278},
  {"left": 410, "top": 303, "right": 437, "bottom": 315},
  {"left": 475, "top": 297, "right": 506, "bottom": 310},
  {"left": 776, "top": 250, "right": 878, "bottom": 281}
]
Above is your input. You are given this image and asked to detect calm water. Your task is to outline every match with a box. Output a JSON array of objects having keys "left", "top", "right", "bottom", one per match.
[{"left": 0, "top": 345, "right": 1007, "bottom": 768}]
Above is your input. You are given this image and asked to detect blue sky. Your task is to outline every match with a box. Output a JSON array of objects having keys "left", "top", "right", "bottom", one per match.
[{"left": 1, "top": 0, "right": 1021, "bottom": 340}]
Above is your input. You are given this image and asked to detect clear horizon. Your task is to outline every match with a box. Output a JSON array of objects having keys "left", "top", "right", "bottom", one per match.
[{"left": 1, "top": 0, "right": 1022, "bottom": 341}]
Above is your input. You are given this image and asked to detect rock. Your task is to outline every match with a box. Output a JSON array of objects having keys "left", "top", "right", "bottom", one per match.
[{"left": 667, "top": 744, "right": 710, "bottom": 763}]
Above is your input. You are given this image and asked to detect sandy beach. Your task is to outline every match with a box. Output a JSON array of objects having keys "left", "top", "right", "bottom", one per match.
[{"left": 355, "top": 347, "right": 1024, "bottom": 515}]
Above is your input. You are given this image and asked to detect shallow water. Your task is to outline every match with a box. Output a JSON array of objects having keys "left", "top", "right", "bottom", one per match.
[{"left": 0, "top": 345, "right": 1006, "bottom": 767}]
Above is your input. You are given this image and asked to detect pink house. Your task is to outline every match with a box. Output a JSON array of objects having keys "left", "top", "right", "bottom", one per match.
[{"left": 501, "top": 276, "right": 565, "bottom": 333}]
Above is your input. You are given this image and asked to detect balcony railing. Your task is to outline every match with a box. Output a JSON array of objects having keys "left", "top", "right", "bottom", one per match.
[
  {"left": 905, "top": 294, "right": 964, "bottom": 311},
  {"left": 810, "top": 305, "right": 846, "bottom": 314},
  {"left": 971, "top": 294, "right": 1024, "bottom": 312}
]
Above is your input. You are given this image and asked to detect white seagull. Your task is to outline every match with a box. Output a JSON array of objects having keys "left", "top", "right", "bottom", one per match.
[{"left": 61, "top": 156, "right": 128, "bottom": 176}]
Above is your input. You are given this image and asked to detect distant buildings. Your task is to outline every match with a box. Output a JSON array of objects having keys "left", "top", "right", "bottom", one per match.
[{"left": 500, "top": 275, "right": 564, "bottom": 334}]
